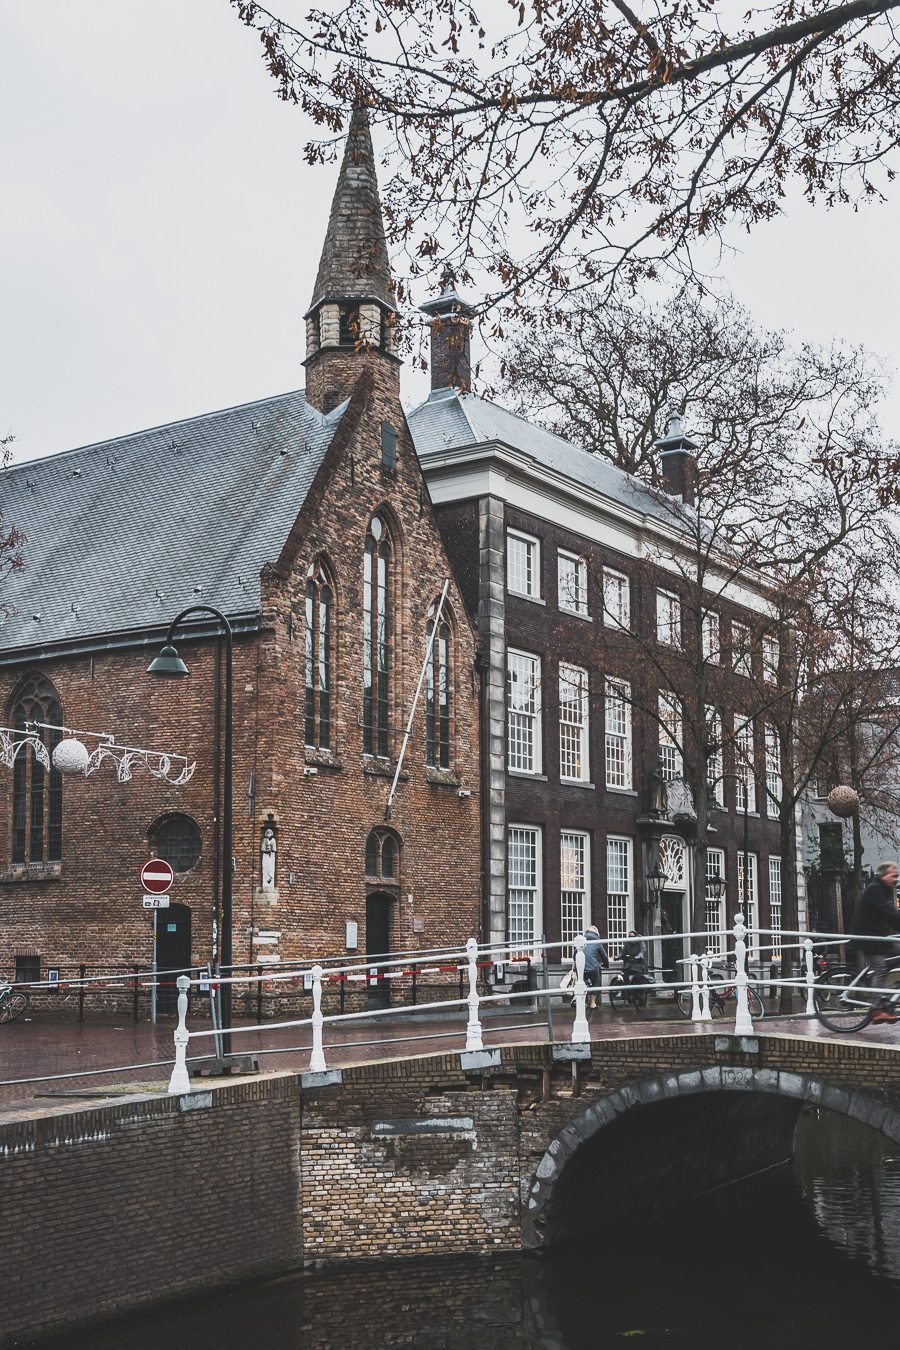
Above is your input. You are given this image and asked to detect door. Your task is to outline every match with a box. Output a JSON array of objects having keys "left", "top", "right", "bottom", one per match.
[
  {"left": 366, "top": 893, "right": 392, "bottom": 1010},
  {"left": 660, "top": 891, "right": 686, "bottom": 989},
  {"left": 156, "top": 903, "right": 191, "bottom": 1014}
]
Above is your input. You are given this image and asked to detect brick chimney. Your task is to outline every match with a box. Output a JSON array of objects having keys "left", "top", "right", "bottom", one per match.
[
  {"left": 656, "top": 407, "right": 698, "bottom": 506},
  {"left": 420, "top": 277, "right": 475, "bottom": 394}
]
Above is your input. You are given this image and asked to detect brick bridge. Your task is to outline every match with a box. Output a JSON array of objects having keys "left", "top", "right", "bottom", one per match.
[{"left": 3, "top": 1029, "right": 900, "bottom": 1343}]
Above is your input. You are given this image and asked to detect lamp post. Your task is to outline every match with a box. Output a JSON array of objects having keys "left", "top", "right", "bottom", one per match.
[{"left": 148, "top": 606, "right": 233, "bottom": 1058}]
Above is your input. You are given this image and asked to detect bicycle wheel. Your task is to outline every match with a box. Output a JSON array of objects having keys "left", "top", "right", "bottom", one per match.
[
  {"left": 0, "top": 993, "right": 29, "bottom": 1023},
  {"left": 609, "top": 976, "right": 626, "bottom": 1011},
  {"left": 747, "top": 988, "right": 765, "bottom": 1019},
  {"left": 814, "top": 969, "right": 874, "bottom": 1033},
  {"left": 676, "top": 988, "right": 694, "bottom": 1017}
]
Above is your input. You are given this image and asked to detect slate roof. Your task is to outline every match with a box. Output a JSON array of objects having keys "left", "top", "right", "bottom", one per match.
[
  {"left": 308, "top": 108, "right": 396, "bottom": 312},
  {"left": 407, "top": 389, "right": 690, "bottom": 529},
  {"left": 0, "top": 390, "right": 345, "bottom": 659}
]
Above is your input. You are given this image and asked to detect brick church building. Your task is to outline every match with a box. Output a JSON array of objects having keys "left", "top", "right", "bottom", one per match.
[{"left": 0, "top": 111, "right": 481, "bottom": 991}]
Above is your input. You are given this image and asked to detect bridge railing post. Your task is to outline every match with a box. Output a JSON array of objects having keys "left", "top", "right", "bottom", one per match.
[
  {"left": 465, "top": 937, "right": 483, "bottom": 1051},
  {"left": 803, "top": 937, "right": 816, "bottom": 1016},
  {"left": 167, "top": 975, "right": 192, "bottom": 1095},
  {"left": 571, "top": 934, "right": 590, "bottom": 1043},
  {"left": 699, "top": 952, "right": 712, "bottom": 1021},
  {"left": 689, "top": 954, "right": 701, "bottom": 1021},
  {"left": 733, "top": 914, "right": 755, "bottom": 1035},
  {"left": 309, "top": 964, "right": 326, "bottom": 1072}
]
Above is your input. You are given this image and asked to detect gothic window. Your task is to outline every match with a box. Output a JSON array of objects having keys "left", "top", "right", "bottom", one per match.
[
  {"left": 365, "top": 829, "right": 400, "bottom": 883},
  {"left": 426, "top": 602, "right": 451, "bottom": 769},
  {"left": 363, "top": 514, "right": 392, "bottom": 757},
  {"left": 150, "top": 813, "right": 202, "bottom": 873},
  {"left": 9, "top": 677, "right": 63, "bottom": 865},
  {"left": 305, "top": 559, "right": 334, "bottom": 750}
]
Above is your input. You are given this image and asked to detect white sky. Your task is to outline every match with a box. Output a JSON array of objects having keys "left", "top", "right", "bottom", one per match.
[{"left": 2, "top": 0, "right": 899, "bottom": 465}]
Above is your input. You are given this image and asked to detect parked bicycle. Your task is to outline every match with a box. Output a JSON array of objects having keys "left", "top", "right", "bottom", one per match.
[
  {"left": 675, "top": 959, "right": 765, "bottom": 1019},
  {"left": 813, "top": 953, "right": 900, "bottom": 1032},
  {"left": 0, "top": 982, "right": 31, "bottom": 1024}
]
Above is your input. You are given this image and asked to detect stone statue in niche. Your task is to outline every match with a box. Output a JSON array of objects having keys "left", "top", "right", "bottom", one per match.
[
  {"left": 648, "top": 759, "right": 669, "bottom": 817},
  {"left": 261, "top": 827, "right": 277, "bottom": 893}
]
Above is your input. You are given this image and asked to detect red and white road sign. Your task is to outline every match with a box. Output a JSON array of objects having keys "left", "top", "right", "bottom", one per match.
[{"left": 141, "top": 859, "right": 174, "bottom": 894}]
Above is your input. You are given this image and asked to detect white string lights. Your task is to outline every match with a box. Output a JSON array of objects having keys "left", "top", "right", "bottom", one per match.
[{"left": 0, "top": 721, "right": 195, "bottom": 786}]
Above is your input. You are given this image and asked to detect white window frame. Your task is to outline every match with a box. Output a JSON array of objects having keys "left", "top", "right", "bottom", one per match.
[
  {"left": 658, "top": 692, "right": 684, "bottom": 781},
  {"left": 706, "top": 705, "right": 724, "bottom": 807},
  {"left": 763, "top": 636, "right": 780, "bottom": 684},
  {"left": 705, "top": 847, "right": 726, "bottom": 956},
  {"left": 732, "top": 621, "right": 752, "bottom": 678},
  {"left": 606, "top": 836, "right": 634, "bottom": 957},
  {"left": 506, "top": 649, "right": 542, "bottom": 774},
  {"left": 561, "top": 831, "right": 591, "bottom": 956},
  {"left": 702, "top": 610, "right": 720, "bottom": 664},
  {"left": 602, "top": 568, "right": 630, "bottom": 630},
  {"left": 656, "top": 589, "right": 681, "bottom": 647},
  {"left": 738, "top": 850, "right": 759, "bottom": 957},
  {"left": 507, "top": 825, "right": 542, "bottom": 951},
  {"left": 764, "top": 724, "right": 781, "bottom": 819},
  {"left": 605, "top": 678, "right": 633, "bottom": 790},
  {"left": 506, "top": 529, "right": 541, "bottom": 599},
  {"left": 557, "top": 550, "right": 589, "bottom": 616},
  {"left": 769, "top": 856, "right": 782, "bottom": 960},
  {"left": 735, "top": 718, "right": 757, "bottom": 814},
  {"left": 559, "top": 663, "right": 589, "bottom": 782}
]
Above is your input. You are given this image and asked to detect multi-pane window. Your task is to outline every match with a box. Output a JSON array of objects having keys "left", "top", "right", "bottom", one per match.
[
  {"left": 151, "top": 813, "right": 202, "bottom": 873},
  {"left": 656, "top": 590, "right": 680, "bottom": 646},
  {"left": 561, "top": 832, "right": 590, "bottom": 955},
  {"left": 735, "top": 719, "right": 757, "bottom": 813},
  {"left": 738, "top": 850, "right": 759, "bottom": 955},
  {"left": 507, "top": 530, "right": 540, "bottom": 599},
  {"left": 764, "top": 724, "right": 781, "bottom": 818},
  {"left": 769, "top": 857, "right": 783, "bottom": 959},
  {"left": 425, "top": 605, "right": 451, "bottom": 769},
  {"left": 763, "top": 636, "right": 780, "bottom": 684},
  {"left": 305, "top": 559, "right": 333, "bottom": 749},
  {"left": 705, "top": 847, "right": 726, "bottom": 955},
  {"left": 602, "top": 568, "right": 630, "bottom": 629},
  {"left": 706, "top": 706, "right": 725, "bottom": 807},
  {"left": 559, "top": 664, "right": 589, "bottom": 781},
  {"left": 365, "top": 829, "right": 400, "bottom": 881},
  {"left": 508, "top": 825, "right": 542, "bottom": 949},
  {"left": 507, "top": 650, "right": 542, "bottom": 773},
  {"left": 732, "top": 622, "right": 752, "bottom": 677},
  {"left": 605, "top": 678, "right": 632, "bottom": 789},
  {"left": 606, "top": 836, "right": 633, "bottom": 956},
  {"left": 702, "top": 610, "right": 720, "bottom": 663},
  {"left": 557, "top": 551, "right": 588, "bottom": 615},
  {"left": 658, "top": 692, "right": 684, "bottom": 780},
  {"left": 10, "top": 677, "right": 63, "bottom": 865},
  {"left": 380, "top": 420, "right": 397, "bottom": 471},
  {"left": 363, "top": 514, "right": 391, "bottom": 757}
]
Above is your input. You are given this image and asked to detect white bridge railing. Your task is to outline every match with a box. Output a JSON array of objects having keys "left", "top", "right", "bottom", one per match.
[{"left": 164, "top": 918, "right": 855, "bottom": 1094}]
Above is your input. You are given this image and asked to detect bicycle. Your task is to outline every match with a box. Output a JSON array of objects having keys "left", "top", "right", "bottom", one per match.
[
  {"left": 813, "top": 954, "right": 900, "bottom": 1033},
  {"left": 0, "top": 982, "right": 31, "bottom": 1024},
  {"left": 675, "top": 960, "right": 765, "bottom": 1020},
  {"left": 608, "top": 965, "right": 653, "bottom": 1011}
]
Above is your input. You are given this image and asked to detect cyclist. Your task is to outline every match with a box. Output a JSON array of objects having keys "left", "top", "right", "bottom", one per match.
[
  {"left": 583, "top": 925, "right": 610, "bottom": 1011},
  {"left": 850, "top": 861, "right": 900, "bottom": 1024}
]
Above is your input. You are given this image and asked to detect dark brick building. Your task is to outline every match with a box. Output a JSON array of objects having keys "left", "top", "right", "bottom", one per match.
[{"left": 0, "top": 111, "right": 481, "bottom": 989}]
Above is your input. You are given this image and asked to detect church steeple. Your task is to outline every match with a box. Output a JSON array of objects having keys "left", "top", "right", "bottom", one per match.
[{"left": 304, "top": 108, "right": 400, "bottom": 413}]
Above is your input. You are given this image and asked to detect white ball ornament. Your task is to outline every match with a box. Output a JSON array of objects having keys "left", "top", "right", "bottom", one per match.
[
  {"left": 826, "top": 785, "right": 859, "bottom": 818},
  {"left": 52, "top": 737, "right": 90, "bottom": 775}
]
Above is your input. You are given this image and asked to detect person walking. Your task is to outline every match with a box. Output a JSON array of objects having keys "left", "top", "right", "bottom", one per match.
[
  {"left": 583, "top": 925, "right": 610, "bottom": 1011},
  {"left": 850, "top": 861, "right": 900, "bottom": 1024}
]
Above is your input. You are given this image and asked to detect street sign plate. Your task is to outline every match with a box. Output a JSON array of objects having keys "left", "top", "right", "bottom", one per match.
[
  {"left": 141, "top": 859, "right": 174, "bottom": 894},
  {"left": 142, "top": 895, "right": 171, "bottom": 909}
]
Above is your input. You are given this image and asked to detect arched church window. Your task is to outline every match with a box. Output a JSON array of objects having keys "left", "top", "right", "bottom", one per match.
[
  {"left": 305, "top": 559, "right": 334, "bottom": 750},
  {"left": 365, "top": 829, "right": 401, "bottom": 883},
  {"left": 425, "top": 602, "right": 452, "bottom": 769},
  {"left": 363, "top": 514, "right": 392, "bottom": 757},
  {"left": 9, "top": 677, "right": 63, "bottom": 865},
  {"left": 150, "top": 813, "right": 202, "bottom": 873}
]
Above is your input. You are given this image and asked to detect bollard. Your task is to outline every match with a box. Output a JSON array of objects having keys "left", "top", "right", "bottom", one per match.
[
  {"left": 132, "top": 966, "right": 139, "bottom": 1023},
  {"left": 699, "top": 952, "right": 712, "bottom": 1021},
  {"left": 465, "top": 937, "right": 483, "bottom": 1051},
  {"left": 804, "top": 937, "right": 816, "bottom": 1016},
  {"left": 689, "top": 955, "right": 702, "bottom": 1021},
  {"left": 167, "top": 975, "right": 192, "bottom": 1095},
  {"left": 309, "top": 964, "right": 326, "bottom": 1072},
  {"left": 733, "top": 914, "right": 755, "bottom": 1035},
  {"left": 571, "top": 934, "right": 590, "bottom": 1044}
]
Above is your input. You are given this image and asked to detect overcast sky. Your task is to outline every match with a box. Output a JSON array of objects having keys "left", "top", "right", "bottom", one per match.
[{"left": 3, "top": 0, "right": 900, "bottom": 465}]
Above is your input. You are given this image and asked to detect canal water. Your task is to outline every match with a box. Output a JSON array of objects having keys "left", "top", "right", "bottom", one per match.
[{"left": 21, "top": 1107, "right": 900, "bottom": 1349}]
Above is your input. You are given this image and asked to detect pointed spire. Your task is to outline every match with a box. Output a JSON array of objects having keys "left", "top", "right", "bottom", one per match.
[{"left": 308, "top": 108, "right": 395, "bottom": 313}]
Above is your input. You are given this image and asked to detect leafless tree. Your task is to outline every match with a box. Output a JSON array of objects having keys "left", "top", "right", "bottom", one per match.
[{"left": 0, "top": 433, "right": 25, "bottom": 600}]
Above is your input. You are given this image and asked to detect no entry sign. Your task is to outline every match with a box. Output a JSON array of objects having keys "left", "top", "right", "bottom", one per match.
[{"left": 141, "top": 859, "right": 174, "bottom": 894}]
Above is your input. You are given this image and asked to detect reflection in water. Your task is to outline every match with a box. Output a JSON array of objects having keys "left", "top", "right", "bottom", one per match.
[{"left": 20, "top": 1108, "right": 900, "bottom": 1350}]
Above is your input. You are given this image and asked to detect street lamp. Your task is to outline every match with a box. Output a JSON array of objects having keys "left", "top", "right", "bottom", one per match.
[
  {"left": 707, "top": 870, "right": 726, "bottom": 901},
  {"left": 645, "top": 860, "right": 669, "bottom": 903},
  {"left": 149, "top": 606, "right": 233, "bottom": 1059}
]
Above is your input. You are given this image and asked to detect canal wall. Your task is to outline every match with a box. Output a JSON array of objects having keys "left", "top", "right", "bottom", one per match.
[{"left": 4, "top": 1033, "right": 900, "bottom": 1344}]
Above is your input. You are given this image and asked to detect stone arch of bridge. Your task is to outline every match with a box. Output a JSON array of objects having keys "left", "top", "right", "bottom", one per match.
[{"left": 523, "top": 1064, "right": 900, "bottom": 1250}]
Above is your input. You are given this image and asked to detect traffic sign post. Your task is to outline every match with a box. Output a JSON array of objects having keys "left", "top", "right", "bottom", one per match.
[{"left": 141, "top": 859, "right": 174, "bottom": 894}]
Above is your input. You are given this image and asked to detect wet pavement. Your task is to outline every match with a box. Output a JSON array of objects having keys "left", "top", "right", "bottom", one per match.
[{"left": 1, "top": 997, "right": 897, "bottom": 1123}]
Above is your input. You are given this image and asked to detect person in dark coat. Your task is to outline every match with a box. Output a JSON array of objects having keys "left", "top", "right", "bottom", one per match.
[
  {"left": 850, "top": 861, "right": 900, "bottom": 1022},
  {"left": 582, "top": 925, "right": 610, "bottom": 1010}
]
